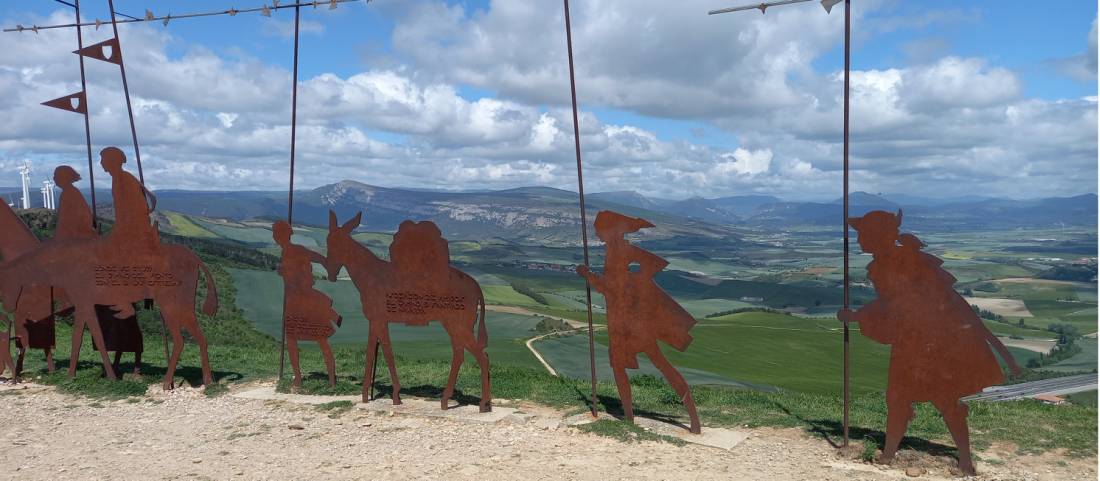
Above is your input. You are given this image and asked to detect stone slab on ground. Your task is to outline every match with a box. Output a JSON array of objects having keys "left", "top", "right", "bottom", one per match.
[
  {"left": 634, "top": 416, "right": 750, "bottom": 451},
  {"left": 0, "top": 382, "right": 50, "bottom": 394},
  {"left": 232, "top": 386, "right": 517, "bottom": 424},
  {"left": 359, "top": 396, "right": 518, "bottom": 424},
  {"left": 563, "top": 411, "right": 749, "bottom": 451},
  {"left": 232, "top": 386, "right": 360, "bottom": 405}
]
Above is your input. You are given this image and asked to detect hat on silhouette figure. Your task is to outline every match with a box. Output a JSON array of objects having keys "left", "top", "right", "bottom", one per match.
[
  {"left": 847, "top": 209, "right": 902, "bottom": 233},
  {"left": 593, "top": 211, "right": 655, "bottom": 241}
]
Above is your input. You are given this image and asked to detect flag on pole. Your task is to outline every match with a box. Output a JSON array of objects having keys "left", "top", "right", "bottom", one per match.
[
  {"left": 73, "top": 37, "right": 121, "bottom": 64},
  {"left": 41, "top": 91, "right": 87, "bottom": 114}
]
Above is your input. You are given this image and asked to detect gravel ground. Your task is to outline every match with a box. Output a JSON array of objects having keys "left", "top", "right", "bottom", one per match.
[{"left": 0, "top": 383, "right": 1094, "bottom": 481}]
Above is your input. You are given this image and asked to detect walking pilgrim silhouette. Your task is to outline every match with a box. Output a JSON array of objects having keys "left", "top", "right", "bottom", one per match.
[
  {"left": 837, "top": 210, "right": 1020, "bottom": 475},
  {"left": 576, "top": 210, "right": 701, "bottom": 434},
  {"left": 275, "top": 220, "right": 341, "bottom": 388}
]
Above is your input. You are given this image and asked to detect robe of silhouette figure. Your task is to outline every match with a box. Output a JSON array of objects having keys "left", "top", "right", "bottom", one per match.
[
  {"left": 100, "top": 147, "right": 157, "bottom": 244},
  {"left": 275, "top": 221, "right": 340, "bottom": 387},
  {"left": 839, "top": 210, "right": 1019, "bottom": 476},
  {"left": 577, "top": 210, "right": 700, "bottom": 434}
]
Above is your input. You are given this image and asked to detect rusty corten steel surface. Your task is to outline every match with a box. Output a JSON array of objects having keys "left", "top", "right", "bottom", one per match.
[
  {"left": 41, "top": 91, "right": 88, "bottom": 114},
  {"left": 275, "top": 220, "right": 341, "bottom": 388},
  {"left": 576, "top": 211, "right": 701, "bottom": 434},
  {"left": 73, "top": 37, "right": 122, "bottom": 65},
  {"left": 837, "top": 210, "right": 1021, "bottom": 476},
  {"left": 0, "top": 151, "right": 219, "bottom": 390},
  {"left": 325, "top": 211, "right": 492, "bottom": 412},
  {"left": 0, "top": 196, "right": 65, "bottom": 379}
]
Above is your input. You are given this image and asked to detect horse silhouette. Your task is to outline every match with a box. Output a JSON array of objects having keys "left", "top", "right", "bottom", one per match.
[
  {"left": 0, "top": 201, "right": 71, "bottom": 378},
  {"left": 0, "top": 236, "right": 219, "bottom": 388},
  {"left": 324, "top": 211, "right": 491, "bottom": 412}
]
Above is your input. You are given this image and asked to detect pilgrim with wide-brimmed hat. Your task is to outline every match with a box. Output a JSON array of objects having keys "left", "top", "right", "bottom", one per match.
[
  {"left": 577, "top": 210, "right": 701, "bottom": 434},
  {"left": 838, "top": 209, "right": 1019, "bottom": 475}
]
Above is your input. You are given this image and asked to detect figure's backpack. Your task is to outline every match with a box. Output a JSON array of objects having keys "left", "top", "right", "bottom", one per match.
[{"left": 390, "top": 220, "right": 450, "bottom": 276}]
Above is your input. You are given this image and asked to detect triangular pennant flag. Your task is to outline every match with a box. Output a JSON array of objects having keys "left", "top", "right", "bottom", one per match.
[
  {"left": 73, "top": 37, "right": 121, "bottom": 65},
  {"left": 41, "top": 91, "right": 87, "bottom": 114}
]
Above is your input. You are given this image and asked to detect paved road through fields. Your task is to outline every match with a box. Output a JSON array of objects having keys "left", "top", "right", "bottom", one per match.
[{"left": 964, "top": 373, "right": 1098, "bottom": 402}]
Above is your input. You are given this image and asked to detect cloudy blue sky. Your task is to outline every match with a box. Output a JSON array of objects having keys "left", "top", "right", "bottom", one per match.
[{"left": 0, "top": 0, "right": 1095, "bottom": 201}]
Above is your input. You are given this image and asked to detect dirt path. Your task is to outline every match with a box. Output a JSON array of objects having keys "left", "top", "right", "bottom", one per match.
[
  {"left": 0, "top": 383, "right": 1094, "bottom": 481},
  {"left": 485, "top": 304, "right": 587, "bottom": 328},
  {"left": 497, "top": 303, "right": 606, "bottom": 377}
]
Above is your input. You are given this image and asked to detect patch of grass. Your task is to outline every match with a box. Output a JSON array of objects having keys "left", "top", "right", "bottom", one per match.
[
  {"left": 38, "top": 369, "right": 148, "bottom": 400},
  {"left": 279, "top": 355, "right": 1096, "bottom": 457},
  {"left": 204, "top": 383, "right": 230, "bottom": 397},
  {"left": 163, "top": 211, "right": 218, "bottom": 238},
  {"left": 483, "top": 285, "right": 543, "bottom": 307},
  {"left": 576, "top": 419, "right": 686, "bottom": 446},
  {"left": 316, "top": 400, "right": 354, "bottom": 418},
  {"left": 860, "top": 437, "right": 878, "bottom": 462},
  {"left": 1065, "top": 390, "right": 1098, "bottom": 408}
]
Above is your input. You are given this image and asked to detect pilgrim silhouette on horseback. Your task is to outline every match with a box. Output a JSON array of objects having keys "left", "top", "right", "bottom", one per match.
[
  {"left": 837, "top": 210, "right": 1020, "bottom": 475},
  {"left": 100, "top": 147, "right": 157, "bottom": 245},
  {"left": 274, "top": 220, "right": 341, "bottom": 388},
  {"left": 576, "top": 210, "right": 701, "bottom": 434},
  {"left": 54, "top": 163, "right": 146, "bottom": 375},
  {"left": 53, "top": 166, "right": 96, "bottom": 240},
  {"left": 0, "top": 150, "right": 218, "bottom": 389}
]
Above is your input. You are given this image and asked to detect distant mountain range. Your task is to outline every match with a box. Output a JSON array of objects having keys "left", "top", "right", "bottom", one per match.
[
  {"left": 5, "top": 181, "right": 1095, "bottom": 242},
  {"left": 152, "top": 181, "right": 738, "bottom": 245}
]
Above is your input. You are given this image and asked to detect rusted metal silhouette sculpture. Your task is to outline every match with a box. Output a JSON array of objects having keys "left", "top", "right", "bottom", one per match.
[
  {"left": 837, "top": 210, "right": 1020, "bottom": 475},
  {"left": 0, "top": 153, "right": 219, "bottom": 389},
  {"left": 576, "top": 211, "right": 701, "bottom": 434},
  {"left": 54, "top": 166, "right": 96, "bottom": 240},
  {"left": 324, "top": 212, "right": 491, "bottom": 412},
  {"left": 275, "top": 220, "right": 341, "bottom": 388},
  {"left": 101, "top": 147, "right": 158, "bottom": 245},
  {"left": 0, "top": 198, "right": 69, "bottom": 379},
  {"left": 55, "top": 165, "right": 144, "bottom": 376}
]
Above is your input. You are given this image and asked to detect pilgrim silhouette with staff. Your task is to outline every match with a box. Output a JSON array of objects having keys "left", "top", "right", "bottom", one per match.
[
  {"left": 577, "top": 210, "right": 701, "bottom": 434},
  {"left": 838, "top": 210, "right": 1020, "bottom": 475}
]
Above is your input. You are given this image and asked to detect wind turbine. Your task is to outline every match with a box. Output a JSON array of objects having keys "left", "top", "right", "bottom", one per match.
[{"left": 18, "top": 160, "right": 31, "bottom": 209}]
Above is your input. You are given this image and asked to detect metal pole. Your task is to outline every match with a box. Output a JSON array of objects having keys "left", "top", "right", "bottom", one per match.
[
  {"left": 841, "top": 0, "right": 851, "bottom": 448},
  {"left": 107, "top": 0, "right": 143, "bottom": 184},
  {"left": 4, "top": 0, "right": 368, "bottom": 33},
  {"left": 74, "top": 0, "right": 97, "bottom": 232},
  {"left": 107, "top": 0, "right": 171, "bottom": 367},
  {"left": 562, "top": 0, "right": 599, "bottom": 418},
  {"left": 278, "top": 4, "right": 301, "bottom": 383}
]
